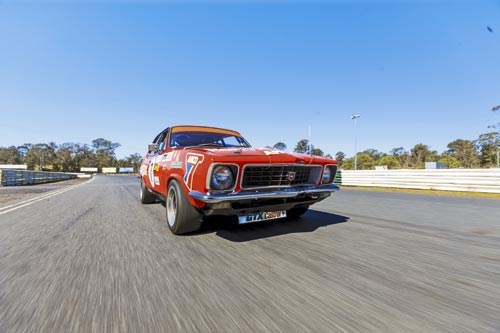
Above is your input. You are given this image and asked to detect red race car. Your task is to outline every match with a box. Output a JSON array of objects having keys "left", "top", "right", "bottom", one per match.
[{"left": 140, "top": 125, "right": 339, "bottom": 234}]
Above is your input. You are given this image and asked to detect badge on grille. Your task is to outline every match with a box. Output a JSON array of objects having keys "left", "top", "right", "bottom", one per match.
[{"left": 287, "top": 171, "right": 296, "bottom": 181}]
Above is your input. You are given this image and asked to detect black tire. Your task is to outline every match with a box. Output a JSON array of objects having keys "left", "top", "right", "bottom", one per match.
[
  {"left": 140, "top": 180, "right": 156, "bottom": 204},
  {"left": 287, "top": 206, "right": 309, "bottom": 220},
  {"left": 166, "top": 180, "right": 203, "bottom": 235}
]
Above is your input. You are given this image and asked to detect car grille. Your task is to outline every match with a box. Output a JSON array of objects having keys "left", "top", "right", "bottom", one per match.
[{"left": 241, "top": 165, "right": 320, "bottom": 188}]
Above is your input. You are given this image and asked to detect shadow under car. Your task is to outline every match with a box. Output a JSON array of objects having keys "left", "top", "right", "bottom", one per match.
[{"left": 195, "top": 209, "right": 349, "bottom": 242}]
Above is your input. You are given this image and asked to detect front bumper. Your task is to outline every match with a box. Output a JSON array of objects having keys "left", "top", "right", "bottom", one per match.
[{"left": 189, "top": 183, "right": 340, "bottom": 204}]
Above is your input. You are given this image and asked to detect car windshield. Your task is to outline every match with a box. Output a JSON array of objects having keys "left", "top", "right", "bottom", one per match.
[{"left": 170, "top": 132, "right": 251, "bottom": 148}]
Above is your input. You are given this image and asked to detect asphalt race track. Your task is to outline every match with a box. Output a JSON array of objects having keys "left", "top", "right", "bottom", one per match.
[{"left": 0, "top": 175, "right": 499, "bottom": 332}]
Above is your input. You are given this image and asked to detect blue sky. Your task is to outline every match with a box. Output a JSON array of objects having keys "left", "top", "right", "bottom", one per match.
[{"left": 1, "top": 0, "right": 499, "bottom": 159}]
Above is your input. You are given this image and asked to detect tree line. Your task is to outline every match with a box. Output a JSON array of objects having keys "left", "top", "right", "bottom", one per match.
[
  {"left": 0, "top": 139, "right": 142, "bottom": 172},
  {"left": 272, "top": 130, "right": 499, "bottom": 170},
  {"left": 1, "top": 130, "right": 498, "bottom": 172},
  {"left": 270, "top": 140, "right": 333, "bottom": 159}
]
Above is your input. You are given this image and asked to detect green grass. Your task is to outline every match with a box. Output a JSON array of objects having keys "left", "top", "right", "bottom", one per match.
[{"left": 341, "top": 185, "right": 500, "bottom": 199}]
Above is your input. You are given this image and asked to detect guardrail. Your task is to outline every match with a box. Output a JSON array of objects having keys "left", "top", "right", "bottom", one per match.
[
  {"left": 0, "top": 170, "right": 77, "bottom": 186},
  {"left": 335, "top": 169, "right": 500, "bottom": 194}
]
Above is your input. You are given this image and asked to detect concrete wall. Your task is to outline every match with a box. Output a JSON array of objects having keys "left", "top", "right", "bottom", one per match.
[{"left": 337, "top": 169, "right": 500, "bottom": 193}]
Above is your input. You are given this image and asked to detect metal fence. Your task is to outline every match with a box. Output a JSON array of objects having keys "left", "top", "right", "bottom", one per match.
[
  {"left": 0, "top": 170, "right": 77, "bottom": 186},
  {"left": 335, "top": 169, "right": 500, "bottom": 194}
]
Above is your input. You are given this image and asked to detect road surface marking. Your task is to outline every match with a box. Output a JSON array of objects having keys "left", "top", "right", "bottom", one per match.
[{"left": 0, "top": 178, "right": 94, "bottom": 216}]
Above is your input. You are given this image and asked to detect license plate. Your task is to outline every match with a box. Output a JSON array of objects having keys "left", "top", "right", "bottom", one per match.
[{"left": 238, "top": 210, "right": 287, "bottom": 224}]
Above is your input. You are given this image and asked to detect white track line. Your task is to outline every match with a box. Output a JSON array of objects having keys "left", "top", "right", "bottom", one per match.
[
  {"left": 0, "top": 178, "right": 94, "bottom": 216},
  {"left": 0, "top": 188, "right": 71, "bottom": 212}
]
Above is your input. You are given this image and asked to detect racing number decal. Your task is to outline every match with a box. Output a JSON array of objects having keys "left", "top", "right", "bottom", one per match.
[
  {"left": 184, "top": 153, "right": 204, "bottom": 190},
  {"left": 148, "top": 156, "right": 157, "bottom": 188}
]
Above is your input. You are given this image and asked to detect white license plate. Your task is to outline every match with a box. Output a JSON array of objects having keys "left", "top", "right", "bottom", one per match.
[{"left": 238, "top": 210, "right": 287, "bottom": 224}]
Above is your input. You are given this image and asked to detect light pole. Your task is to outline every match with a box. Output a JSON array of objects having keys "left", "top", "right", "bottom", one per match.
[
  {"left": 308, "top": 124, "right": 312, "bottom": 156},
  {"left": 495, "top": 121, "right": 500, "bottom": 168},
  {"left": 351, "top": 114, "right": 361, "bottom": 170},
  {"left": 492, "top": 105, "right": 499, "bottom": 168}
]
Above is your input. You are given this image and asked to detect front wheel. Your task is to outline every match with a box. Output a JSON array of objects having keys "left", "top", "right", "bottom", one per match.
[
  {"left": 287, "top": 206, "right": 309, "bottom": 220},
  {"left": 166, "top": 180, "right": 203, "bottom": 235}
]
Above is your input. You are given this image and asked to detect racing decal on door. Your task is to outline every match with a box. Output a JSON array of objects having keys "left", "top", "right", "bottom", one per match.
[
  {"left": 184, "top": 153, "right": 204, "bottom": 190},
  {"left": 139, "top": 163, "right": 147, "bottom": 176},
  {"left": 148, "top": 155, "right": 157, "bottom": 188},
  {"left": 160, "top": 155, "right": 168, "bottom": 170}
]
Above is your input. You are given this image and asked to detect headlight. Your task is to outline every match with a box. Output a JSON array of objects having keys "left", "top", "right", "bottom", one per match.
[
  {"left": 322, "top": 166, "right": 333, "bottom": 184},
  {"left": 210, "top": 165, "right": 235, "bottom": 190}
]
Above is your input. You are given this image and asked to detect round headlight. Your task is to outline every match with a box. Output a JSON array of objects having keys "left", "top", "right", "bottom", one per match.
[
  {"left": 210, "top": 165, "right": 234, "bottom": 190},
  {"left": 322, "top": 166, "right": 332, "bottom": 184}
]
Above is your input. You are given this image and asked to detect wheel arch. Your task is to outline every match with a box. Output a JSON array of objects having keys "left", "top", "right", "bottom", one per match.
[{"left": 167, "top": 174, "right": 205, "bottom": 209}]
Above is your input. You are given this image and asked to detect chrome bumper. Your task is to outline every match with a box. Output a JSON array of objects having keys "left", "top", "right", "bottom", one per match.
[{"left": 189, "top": 184, "right": 340, "bottom": 204}]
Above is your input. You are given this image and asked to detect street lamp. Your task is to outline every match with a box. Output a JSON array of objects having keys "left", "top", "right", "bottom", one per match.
[
  {"left": 496, "top": 121, "right": 500, "bottom": 169},
  {"left": 492, "top": 105, "right": 499, "bottom": 168},
  {"left": 351, "top": 114, "right": 361, "bottom": 170}
]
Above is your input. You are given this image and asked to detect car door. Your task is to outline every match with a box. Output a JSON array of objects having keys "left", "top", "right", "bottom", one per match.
[{"left": 142, "top": 128, "right": 169, "bottom": 191}]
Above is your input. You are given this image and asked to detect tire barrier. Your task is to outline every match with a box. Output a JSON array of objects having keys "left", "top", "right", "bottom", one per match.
[{"left": 0, "top": 170, "right": 77, "bottom": 186}]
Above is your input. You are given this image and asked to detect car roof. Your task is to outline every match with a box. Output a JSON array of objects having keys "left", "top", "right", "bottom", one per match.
[{"left": 170, "top": 125, "right": 242, "bottom": 137}]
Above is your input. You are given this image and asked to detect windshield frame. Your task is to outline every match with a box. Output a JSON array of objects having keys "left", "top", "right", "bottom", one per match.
[{"left": 169, "top": 131, "right": 251, "bottom": 149}]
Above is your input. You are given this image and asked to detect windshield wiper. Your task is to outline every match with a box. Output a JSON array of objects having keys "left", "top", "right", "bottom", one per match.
[{"left": 195, "top": 143, "right": 224, "bottom": 148}]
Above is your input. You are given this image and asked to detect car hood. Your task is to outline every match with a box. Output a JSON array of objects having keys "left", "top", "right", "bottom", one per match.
[{"left": 185, "top": 147, "right": 336, "bottom": 165}]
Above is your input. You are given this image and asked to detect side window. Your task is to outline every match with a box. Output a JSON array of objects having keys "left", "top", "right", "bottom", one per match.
[
  {"left": 150, "top": 128, "right": 169, "bottom": 154},
  {"left": 157, "top": 129, "right": 170, "bottom": 153},
  {"left": 152, "top": 132, "right": 162, "bottom": 144}
]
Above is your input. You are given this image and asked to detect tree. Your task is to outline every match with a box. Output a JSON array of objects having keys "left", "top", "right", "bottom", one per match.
[
  {"left": 378, "top": 155, "right": 401, "bottom": 169},
  {"left": 273, "top": 142, "right": 287, "bottom": 151},
  {"left": 54, "top": 143, "right": 80, "bottom": 172},
  {"left": 0, "top": 146, "right": 22, "bottom": 164},
  {"left": 475, "top": 132, "right": 499, "bottom": 168},
  {"left": 335, "top": 151, "right": 345, "bottom": 165},
  {"left": 294, "top": 139, "right": 309, "bottom": 154},
  {"left": 92, "top": 138, "right": 121, "bottom": 170},
  {"left": 341, "top": 153, "right": 375, "bottom": 170},
  {"left": 410, "top": 143, "right": 438, "bottom": 168},
  {"left": 341, "top": 157, "right": 354, "bottom": 170},
  {"left": 92, "top": 138, "right": 121, "bottom": 154},
  {"left": 390, "top": 147, "right": 405, "bottom": 156},
  {"left": 17, "top": 144, "right": 32, "bottom": 160},
  {"left": 118, "top": 153, "right": 143, "bottom": 172},
  {"left": 438, "top": 156, "right": 460, "bottom": 168},
  {"left": 356, "top": 153, "right": 376, "bottom": 170},
  {"left": 410, "top": 143, "right": 427, "bottom": 167},
  {"left": 391, "top": 147, "right": 411, "bottom": 168},
  {"left": 446, "top": 139, "right": 479, "bottom": 168},
  {"left": 362, "top": 149, "right": 384, "bottom": 162},
  {"left": 24, "top": 143, "right": 56, "bottom": 170},
  {"left": 342, "top": 153, "right": 375, "bottom": 170},
  {"left": 311, "top": 148, "right": 324, "bottom": 156},
  {"left": 75, "top": 144, "right": 97, "bottom": 168}
]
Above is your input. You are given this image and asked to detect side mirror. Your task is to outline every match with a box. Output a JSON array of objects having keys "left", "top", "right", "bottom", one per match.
[{"left": 148, "top": 143, "right": 158, "bottom": 153}]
